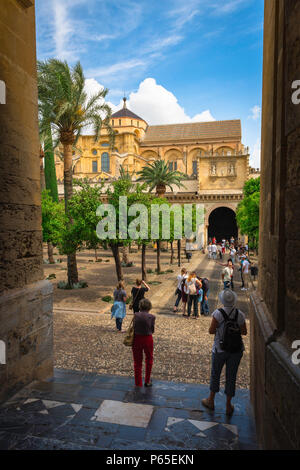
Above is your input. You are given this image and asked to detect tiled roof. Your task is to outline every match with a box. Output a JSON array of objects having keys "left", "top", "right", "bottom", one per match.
[
  {"left": 142, "top": 120, "right": 241, "bottom": 143},
  {"left": 111, "top": 108, "right": 145, "bottom": 121}
]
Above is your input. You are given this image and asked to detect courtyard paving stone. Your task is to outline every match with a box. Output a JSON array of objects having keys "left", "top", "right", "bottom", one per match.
[{"left": 0, "top": 369, "right": 258, "bottom": 450}]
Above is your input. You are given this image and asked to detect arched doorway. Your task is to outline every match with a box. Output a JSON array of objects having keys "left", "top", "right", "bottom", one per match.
[{"left": 208, "top": 207, "right": 238, "bottom": 242}]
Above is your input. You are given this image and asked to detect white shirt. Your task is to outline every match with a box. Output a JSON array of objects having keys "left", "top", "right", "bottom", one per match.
[
  {"left": 230, "top": 248, "right": 236, "bottom": 256},
  {"left": 177, "top": 274, "right": 187, "bottom": 290},
  {"left": 212, "top": 307, "right": 246, "bottom": 353},
  {"left": 211, "top": 244, "right": 217, "bottom": 253},
  {"left": 243, "top": 260, "right": 250, "bottom": 274},
  {"left": 223, "top": 266, "right": 233, "bottom": 281},
  {"left": 208, "top": 245, "right": 212, "bottom": 252}
]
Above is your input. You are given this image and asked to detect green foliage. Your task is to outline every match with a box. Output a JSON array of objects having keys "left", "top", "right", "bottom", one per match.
[
  {"left": 67, "top": 178, "right": 104, "bottom": 251},
  {"left": 136, "top": 160, "right": 187, "bottom": 193},
  {"left": 37, "top": 59, "right": 114, "bottom": 147},
  {"left": 42, "top": 124, "right": 59, "bottom": 202},
  {"left": 57, "top": 280, "right": 88, "bottom": 290},
  {"left": 41, "top": 190, "right": 65, "bottom": 246},
  {"left": 236, "top": 177, "right": 260, "bottom": 247}
]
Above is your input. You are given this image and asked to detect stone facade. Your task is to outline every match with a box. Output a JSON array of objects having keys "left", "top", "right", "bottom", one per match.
[
  {"left": 250, "top": 0, "right": 300, "bottom": 449},
  {"left": 55, "top": 101, "right": 250, "bottom": 244},
  {"left": 0, "top": 0, "right": 53, "bottom": 402}
]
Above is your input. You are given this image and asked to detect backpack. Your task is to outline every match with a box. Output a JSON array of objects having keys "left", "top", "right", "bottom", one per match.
[
  {"left": 218, "top": 308, "right": 243, "bottom": 353},
  {"left": 189, "top": 283, "right": 197, "bottom": 295}
]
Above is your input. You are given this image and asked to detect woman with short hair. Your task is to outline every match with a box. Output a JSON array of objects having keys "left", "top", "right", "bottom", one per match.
[{"left": 132, "top": 298, "right": 155, "bottom": 387}]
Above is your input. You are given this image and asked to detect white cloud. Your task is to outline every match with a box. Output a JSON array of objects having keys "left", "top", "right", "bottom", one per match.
[
  {"left": 52, "top": 0, "right": 86, "bottom": 60},
  {"left": 248, "top": 105, "right": 261, "bottom": 121},
  {"left": 116, "top": 77, "right": 215, "bottom": 125},
  {"left": 83, "top": 77, "right": 215, "bottom": 131},
  {"left": 86, "top": 59, "right": 146, "bottom": 81},
  {"left": 250, "top": 138, "right": 261, "bottom": 169}
]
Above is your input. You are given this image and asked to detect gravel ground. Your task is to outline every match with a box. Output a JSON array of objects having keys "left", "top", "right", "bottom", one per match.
[
  {"left": 54, "top": 309, "right": 250, "bottom": 388},
  {"left": 51, "top": 246, "right": 250, "bottom": 389}
]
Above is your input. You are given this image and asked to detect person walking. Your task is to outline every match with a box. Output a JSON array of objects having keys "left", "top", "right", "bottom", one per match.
[
  {"left": 132, "top": 298, "right": 155, "bottom": 387},
  {"left": 229, "top": 245, "right": 236, "bottom": 264},
  {"left": 111, "top": 281, "right": 127, "bottom": 331},
  {"left": 241, "top": 256, "right": 250, "bottom": 291},
  {"left": 174, "top": 268, "right": 188, "bottom": 312},
  {"left": 207, "top": 242, "right": 212, "bottom": 259},
  {"left": 200, "top": 277, "right": 210, "bottom": 316},
  {"left": 217, "top": 244, "right": 223, "bottom": 260},
  {"left": 211, "top": 242, "right": 217, "bottom": 261},
  {"left": 239, "top": 255, "right": 245, "bottom": 289},
  {"left": 202, "top": 289, "right": 247, "bottom": 416},
  {"left": 186, "top": 272, "right": 201, "bottom": 318},
  {"left": 131, "top": 279, "right": 150, "bottom": 313},
  {"left": 222, "top": 259, "right": 234, "bottom": 289}
]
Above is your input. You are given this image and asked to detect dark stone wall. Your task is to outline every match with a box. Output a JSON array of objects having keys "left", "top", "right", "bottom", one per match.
[
  {"left": 0, "top": 0, "right": 53, "bottom": 403},
  {"left": 250, "top": 0, "right": 300, "bottom": 450}
]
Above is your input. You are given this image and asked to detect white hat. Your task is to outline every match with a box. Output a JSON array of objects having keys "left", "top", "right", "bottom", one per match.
[{"left": 219, "top": 289, "right": 237, "bottom": 307}]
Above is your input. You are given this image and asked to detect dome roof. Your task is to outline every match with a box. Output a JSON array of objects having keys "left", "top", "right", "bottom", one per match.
[{"left": 111, "top": 98, "right": 146, "bottom": 122}]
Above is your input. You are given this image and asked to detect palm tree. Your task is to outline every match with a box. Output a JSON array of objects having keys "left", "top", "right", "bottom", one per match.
[
  {"left": 38, "top": 59, "right": 114, "bottom": 286},
  {"left": 136, "top": 160, "right": 186, "bottom": 197}
]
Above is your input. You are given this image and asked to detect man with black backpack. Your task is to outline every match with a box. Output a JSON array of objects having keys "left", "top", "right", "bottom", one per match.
[{"left": 201, "top": 289, "right": 247, "bottom": 416}]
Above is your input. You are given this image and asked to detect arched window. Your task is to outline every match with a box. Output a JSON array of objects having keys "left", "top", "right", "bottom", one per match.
[
  {"left": 101, "top": 142, "right": 109, "bottom": 147},
  {"left": 101, "top": 152, "right": 110, "bottom": 172}
]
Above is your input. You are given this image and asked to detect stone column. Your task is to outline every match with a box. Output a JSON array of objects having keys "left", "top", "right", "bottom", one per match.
[
  {"left": 0, "top": 0, "right": 53, "bottom": 402},
  {"left": 249, "top": 0, "right": 300, "bottom": 450}
]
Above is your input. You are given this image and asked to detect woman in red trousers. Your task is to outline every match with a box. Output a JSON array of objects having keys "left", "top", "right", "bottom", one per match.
[{"left": 132, "top": 298, "right": 155, "bottom": 387}]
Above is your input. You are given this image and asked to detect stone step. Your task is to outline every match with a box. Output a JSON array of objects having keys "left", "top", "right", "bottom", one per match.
[{"left": 0, "top": 368, "right": 258, "bottom": 450}]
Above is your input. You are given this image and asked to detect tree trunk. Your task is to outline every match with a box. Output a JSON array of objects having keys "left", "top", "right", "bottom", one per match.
[
  {"left": 156, "top": 240, "right": 161, "bottom": 273},
  {"left": 156, "top": 184, "right": 166, "bottom": 197},
  {"left": 67, "top": 252, "right": 78, "bottom": 286},
  {"left": 47, "top": 242, "right": 55, "bottom": 264},
  {"left": 63, "top": 140, "right": 79, "bottom": 286},
  {"left": 142, "top": 244, "right": 147, "bottom": 280},
  {"left": 177, "top": 239, "right": 181, "bottom": 267},
  {"left": 40, "top": 145, "right": 46, "bottom": 191},
  {"left": 110, "top": 243, "right": 123, "bottom": 281},
  {"left": 121, "top": 245, "right": 129, "bottom": 265},
  {"left": 170, "top": 241, "right": 174, "bottom": 264},
  {"left": 94, "top": 248, "right": 98, "bottom": 261}
]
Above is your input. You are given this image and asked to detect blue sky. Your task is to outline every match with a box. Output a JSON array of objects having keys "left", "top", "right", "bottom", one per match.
[{"left": 35, "top": 0, "right": 264, "bottom": 168}]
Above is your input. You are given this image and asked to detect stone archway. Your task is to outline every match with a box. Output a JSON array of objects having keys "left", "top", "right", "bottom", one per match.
[{"left": 207, "top": 206, "right": 238, "bottom": 243}]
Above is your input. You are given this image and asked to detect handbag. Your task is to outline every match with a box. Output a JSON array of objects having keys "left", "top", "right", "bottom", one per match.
[
  {"left": 129, "top": 287, "right": 141, "bottom": 310},
  {"left": 123, "top": 318, "right": 134, "bottom": 347}
]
